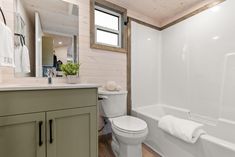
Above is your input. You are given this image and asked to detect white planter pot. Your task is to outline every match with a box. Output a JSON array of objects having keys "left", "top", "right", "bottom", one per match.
[{"left": 66, "top": 75, "right": 79, "bottom": 84}]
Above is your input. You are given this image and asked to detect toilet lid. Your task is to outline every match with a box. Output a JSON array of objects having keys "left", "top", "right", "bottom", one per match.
[{"left": 112, "top": 116, "right": 147, "bottom": 133}]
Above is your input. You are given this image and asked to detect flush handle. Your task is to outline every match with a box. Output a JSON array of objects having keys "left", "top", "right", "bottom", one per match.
[{"left": 98, "top": 95, "right": 108, "bottom": 100}]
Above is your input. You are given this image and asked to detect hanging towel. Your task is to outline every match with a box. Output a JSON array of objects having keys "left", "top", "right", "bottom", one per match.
[
  {"left": 0, "top": 21, "right": 14, "bottom": 67},
  {"left": 14, "top": 45, "right": 22, "bottom": 72},
  {"left": 158, "top": 115, "right": 206, "bottom": 143},
  {"left": 21, "top": 45, "right": 30, "bottom": 73}
]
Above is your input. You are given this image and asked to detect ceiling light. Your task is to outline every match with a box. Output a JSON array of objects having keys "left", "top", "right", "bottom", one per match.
[
  {"left": 58, "top": 41, "right": 63, "bottom": 45},
  {"left": 147, "top": 38, "right": 151, "bottom": 41},
  {"left": 210, "top": 6, "right": 220, "bottom": 12},
  {"left": 212, "top": 36, "right": 220, "bottom": 40}
]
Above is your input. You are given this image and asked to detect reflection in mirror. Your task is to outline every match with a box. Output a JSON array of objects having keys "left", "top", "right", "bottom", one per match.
[{"left": 14, "top": 0, "right": 79, "bottom": 77}]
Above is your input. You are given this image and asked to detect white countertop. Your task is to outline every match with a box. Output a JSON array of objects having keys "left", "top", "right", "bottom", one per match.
[{"left": 0, "top": 83, "right": 100, "bottom": 91}]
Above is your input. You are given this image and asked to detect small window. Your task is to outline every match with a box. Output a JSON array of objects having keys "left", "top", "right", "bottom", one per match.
[
  {"left": 90, "top": 0, "right": 127, "bottom": 53},
  {"left": 95, "top": 6, "right": 121, "bottom": 47}
]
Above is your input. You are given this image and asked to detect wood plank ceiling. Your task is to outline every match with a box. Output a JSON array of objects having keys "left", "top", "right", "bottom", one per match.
[{"left": 107, "top": 0, "right": 224, "bottom": 27}]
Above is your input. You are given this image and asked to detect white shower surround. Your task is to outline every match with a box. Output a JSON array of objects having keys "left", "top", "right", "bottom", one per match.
[
  {"left": 131, "top": 0, "right": 235, "bottom": 156},
  {"left": 161, "top": 0, "right": 235, "bottom": 121}
]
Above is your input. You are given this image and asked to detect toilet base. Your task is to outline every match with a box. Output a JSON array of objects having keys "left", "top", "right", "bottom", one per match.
[
  {"left": 119, "top": 142, "right": 142, "bottom": 157},
  {"left": 111, "top": 135, "right": 119, "bottom": 156},
  {"left": 111, "top": 134, "right": 143, "bottom": 157}
]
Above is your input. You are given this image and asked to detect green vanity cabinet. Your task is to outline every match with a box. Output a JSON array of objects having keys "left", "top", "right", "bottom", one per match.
[
  {"left": 0, "top": 113, "right": 46, "bottom": 157},
  {"left": 47, "top": 107, "right": 97, "bottom": 157},
  {"left": 0, "top": 88, "right": 98, "bottom": 157}
]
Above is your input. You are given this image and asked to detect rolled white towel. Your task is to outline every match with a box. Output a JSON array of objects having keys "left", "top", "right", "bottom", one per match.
[{"left": 158, "top": 115, "right": 206, "bottom": 143}]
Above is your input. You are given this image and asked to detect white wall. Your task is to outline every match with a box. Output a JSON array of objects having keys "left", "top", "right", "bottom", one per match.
[
  {"left": 131, "top": 22, "right": 161, "bottom": 108},
  {"left": 161, "top": 0, "right": 235, "bottom": 120}
]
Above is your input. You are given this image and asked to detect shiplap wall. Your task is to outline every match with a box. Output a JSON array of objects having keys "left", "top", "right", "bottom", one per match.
[
  {"left": 74, "top": 0, "right": 159, "bottom": 89},
  {"left": 0, "top": 0, "right": 157, "bottom": 89}
]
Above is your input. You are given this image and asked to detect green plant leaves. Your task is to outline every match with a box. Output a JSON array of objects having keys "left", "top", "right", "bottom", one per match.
[{"left": 61, "top": 62, "right": 80, "bottom": 76}]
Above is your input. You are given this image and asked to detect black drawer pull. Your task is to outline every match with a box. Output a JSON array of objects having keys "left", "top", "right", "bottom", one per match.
[
  {"left": 49, "top": 119, "right": 53, "bottom": 144},
  {"left": 39, "top": 121, "right": 43, "bottom": 146}
]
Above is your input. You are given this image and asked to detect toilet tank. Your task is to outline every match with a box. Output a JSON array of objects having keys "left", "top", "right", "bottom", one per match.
[{"left": 99, "top": 90, "right": 128, "bottom": 118}]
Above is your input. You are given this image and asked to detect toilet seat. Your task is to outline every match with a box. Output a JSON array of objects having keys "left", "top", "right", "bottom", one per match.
[{"left": 112, "top": 116, "right": 147, "bottom": 134}]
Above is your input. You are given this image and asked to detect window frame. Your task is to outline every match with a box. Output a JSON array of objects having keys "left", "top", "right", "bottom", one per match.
[
  {"left": 90, "top": 0, "right": 127, "bottom": 53},
  {"left": 95, "top": 6, "right": 122, "bottom": 48}
]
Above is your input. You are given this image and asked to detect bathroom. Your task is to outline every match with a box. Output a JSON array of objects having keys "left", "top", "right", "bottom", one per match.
[{"left": 0, "top": 0, "right": 235, "bottom": 156}]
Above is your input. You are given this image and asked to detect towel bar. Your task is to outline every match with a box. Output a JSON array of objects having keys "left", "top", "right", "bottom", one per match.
[{"left": 0, "top": 7, "right": 6, "bottom": 25}]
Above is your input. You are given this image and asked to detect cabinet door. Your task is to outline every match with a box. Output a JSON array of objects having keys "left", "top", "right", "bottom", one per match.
[
  {"left": 0, "top": 113, "right": 46, "bottom": 157},
  {"left": 47, "top": 107, "right": 97, "bottom": 157}
]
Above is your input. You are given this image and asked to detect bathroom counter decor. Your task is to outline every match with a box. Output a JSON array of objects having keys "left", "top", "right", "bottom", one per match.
[{"left": 61, "top": 62, "right": 80, "bottom": 84}]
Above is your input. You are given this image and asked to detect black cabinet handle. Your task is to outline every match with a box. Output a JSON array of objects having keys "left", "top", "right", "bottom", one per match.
[
  {"left": 39, "top": 121, "right": 43, "bottom": 146},
  {"left": 49, "top": 119, "right": 53, "bottom": 144}
]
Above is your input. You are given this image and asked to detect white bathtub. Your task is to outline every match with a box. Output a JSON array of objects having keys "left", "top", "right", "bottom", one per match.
[{"left": 132, "top": 104, "right": 235, "bottom": 157}]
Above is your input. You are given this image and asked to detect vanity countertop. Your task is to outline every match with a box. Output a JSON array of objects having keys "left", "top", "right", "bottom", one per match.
[{"left": 0, "top": 83, "right": 100, "bottom": 91}]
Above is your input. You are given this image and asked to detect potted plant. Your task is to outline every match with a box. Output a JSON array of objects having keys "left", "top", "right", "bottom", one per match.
[{"left": 61, "top": 62, "right": 80, "bottom": 84}]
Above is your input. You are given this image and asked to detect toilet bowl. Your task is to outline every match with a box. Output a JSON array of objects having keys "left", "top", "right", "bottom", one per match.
[
  {"left": 111, "top": 116, "right": 148, "bottom": 157},
  {"left": 99, "top": 90, "right": 148, "bottom": 157}
]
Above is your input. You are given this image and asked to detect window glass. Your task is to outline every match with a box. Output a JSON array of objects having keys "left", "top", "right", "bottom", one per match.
[
  {"left": 96, "top": 30, "right": 118, "bottom": 46},
  {"left": 95, "top": 9, "right": 119, "bottom": 31}
]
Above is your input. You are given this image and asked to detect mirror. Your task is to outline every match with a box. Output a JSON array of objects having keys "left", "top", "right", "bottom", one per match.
[{"left": 14, "top": 0, "right": 79, "bottom": 77}]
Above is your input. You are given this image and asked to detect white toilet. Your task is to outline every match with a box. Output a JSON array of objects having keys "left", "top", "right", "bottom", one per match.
[{"left": 99, "top": 90, "right": 148, "bottom": 157}]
